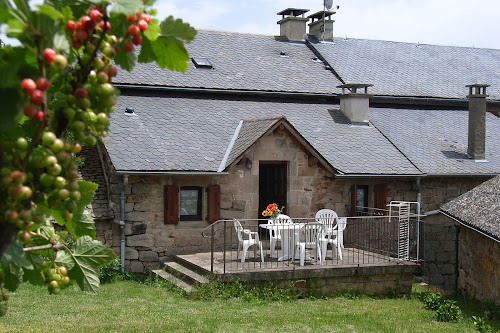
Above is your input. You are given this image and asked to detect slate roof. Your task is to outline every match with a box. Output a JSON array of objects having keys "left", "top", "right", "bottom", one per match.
[
  {"left": 441, "top": 176, "right": 500, "bottom": 240},
  {"left": 225, "top": 117, "right": 282, "bottom": 169},
  {"left": 370, "top": 108, "right": 500, "bottom": 175},
  {"left": 114, "top": 30, "right": 344, "bottom": 94},
  {"left": 310, "top": 37, "right": 500, "bottom": 100},
  {"left": 105, "top": 94, "right": 420, "bottom": 175}
]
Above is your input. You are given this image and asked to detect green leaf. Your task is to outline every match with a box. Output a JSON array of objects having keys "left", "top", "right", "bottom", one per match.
[
  {"left": 114, "top": 48, "right": 136, "bottom": 72},
  {"left": 0, "top": 88, "right": 22, "bottom": 131},
  {"left": 159, "top": 16, "right": 196, "bottom": 43},
  {"left": 23, "top": 253, "right": 45, "bottom": 286},
  {"left": 111, "top": 0, "right": 143, "bottom": 15},
  {"left": 1, "top": 262, "right": 23, "bottom": 292},
  {"left": 143, "top": 0, "right": 156, "bottom": 6},
  {"left": 137, "top": 36, "right": 155, "bottom": 63},
  {"left": 36, "top": 4, "right": 63, "bottom": 20},
  {"left": 55, "top": 236, "right": 116, "bottom": 293},
  {"left": 53, "top": 32, "right": 70, "bottom": 55},
  {"left": 0, "top": 240, "right": 32, "bottom": 269},
  {"left": 143, "top": 17, "right": 160, "bottom": 41},
  {"left": 0, "top": 6, "right": 12, "bottom": 24},
  {"left": 152, "top": 36, "right": 189, "bottom": 72},
  {"left": 5, "top": 18, "right": 24, "bottom": 38},
  {"left": 54, "top": 180, "right": 98, "bottom": 239},
  {"left": 61, "top": 6, "right": 73, "bottom": 21}
]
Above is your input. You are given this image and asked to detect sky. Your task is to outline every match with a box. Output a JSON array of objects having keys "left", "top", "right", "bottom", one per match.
[{"left": 153, "top": 0, "right": 500, "bottom": 49}]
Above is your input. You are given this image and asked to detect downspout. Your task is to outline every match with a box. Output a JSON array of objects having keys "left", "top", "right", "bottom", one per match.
[
  {"left": 120, "top": 174, "right": 129, "bottom": 272},
  {"left": 416, "top": 176, "right": 422, "bottom": 260}
]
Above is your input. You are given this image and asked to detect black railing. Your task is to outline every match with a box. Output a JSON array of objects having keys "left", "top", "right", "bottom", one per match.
[{"left": 201, "top": 215, "right": 422, "bottom": 274}]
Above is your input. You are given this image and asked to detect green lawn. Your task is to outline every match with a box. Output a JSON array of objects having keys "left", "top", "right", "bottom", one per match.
[{"left": 0, "top": 281, "right": 489, "bottom": 332}]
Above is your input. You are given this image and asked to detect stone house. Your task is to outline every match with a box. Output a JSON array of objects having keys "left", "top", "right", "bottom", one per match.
[
  {"left": 441, "top": 176, "right": 500, "bottom": 302},
  {"left": 84, "top": 9, "right": 500, "bottom": 288}
]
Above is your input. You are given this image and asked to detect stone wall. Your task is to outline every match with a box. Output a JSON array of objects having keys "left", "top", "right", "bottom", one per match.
[
  {"left": 93, "top": 130, "right": 491, "bottom": 277},
  {"left": 458, "top": 228, "right": 500, "bottom": 302}
]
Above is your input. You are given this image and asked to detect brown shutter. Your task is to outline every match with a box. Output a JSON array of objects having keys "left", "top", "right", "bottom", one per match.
[
  {"left": 350, "top": 184, "right": 358, "bottom": 217},
  {"left": 206, "top": 185, "right": 221, "bottom": 224},
  {"left": 374, "top": 183, "right": 387, "bottom": 215},
  {"left": 164, "top": 185, "right": 179, "bottom": 224}
]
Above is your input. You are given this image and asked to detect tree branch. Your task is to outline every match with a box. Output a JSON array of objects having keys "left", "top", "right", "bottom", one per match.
[{"left": 23, "top": 243, "right": 64, "bottom": 252}]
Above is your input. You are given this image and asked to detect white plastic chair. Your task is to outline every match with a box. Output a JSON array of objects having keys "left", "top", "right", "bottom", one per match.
[
  {"left": 234, "top": 219, "right": 264, "bottom": 263},
  {"left": 295, "top": 222, "right": 325, "bottom": 266},
  {"left": 268, "top": 214, "right": 292, "bottom": 257},
  {"left": 321, "top": 217, "right": 347, "bottom": 261},
  {"left": 315, "top": 209, "right": 338, "bottom": 239}
]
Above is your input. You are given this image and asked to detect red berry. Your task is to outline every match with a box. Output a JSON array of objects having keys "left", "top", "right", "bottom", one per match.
[
  {"left": 23, "top": 105, "right": 38, "bottom": 117},
  {"left": 21, "top": 78, "right": 36, "bottom": 94},
  {"left": 89, "top": 9, "right": 102, "bottom": 22},
  {"left": 11, "top": 170, "right": 26, "bottom": 183},
  {"left": 76, "top": 21, "right": 83, "bottom": 31},
  {"left": 127, "top": 24, "right": 140, "bottom": 36},
  {"left": 74, "top": 88, "right": 88, "bottom": 99},
  {"left": 97, "top": 71, "right": 109, "bottom": 83},
  {"left": 31, "top": 89, "right": 44, "bottom": 106},
  {"left": 108, "top": 66, "right": 117, "bottom": 77},
  {"left": 20, "top": 232, "right": 31, "bottom": 242},
  {"left": 132, "top": 35, "right": 142, "bottom": 45},
  {"left": 36, "top": 77, "right": 50, "bottom": 91},
  {"left": 126, "top": 14, "right": 137, "bottom": 24},
  {"left": 43, "top": 48, "right": 57, "bottom": 63},
  {"left": 99, "top": 20, "right": 111, "bottom": 32},
  {"left": 35, "top": 110, "right": 44, "bottom": 120},
  {"left": 123, "top": 42, "right": 134, "bottom": 52},
  {"left": 137, "top": 19, "right": 148, "bottom": 31},
  {"left": 77, "top": 30, "right": 88, "bottom": 41},
  {"left": 81, "top": 16, "right": 95, "bottom": 30},
  {"left": 73, "top": 143, "right": 82, "bottom": 153},
  {"left": 5, "top": 210, "right": 18, "bottom": 222},
  {"left": 139, "top": 13, "right": 151, "bottom": 24},
  {"left": 66, "top": 20, "right": 76, "bottom": 31},
  {"left": 73, "top": 41, "right": 82, "bottom": 50}
]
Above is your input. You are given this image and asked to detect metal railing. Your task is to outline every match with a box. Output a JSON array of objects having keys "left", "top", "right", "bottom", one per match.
[{"left": 201, "top": 213, "right": 422, "bottom": 274}]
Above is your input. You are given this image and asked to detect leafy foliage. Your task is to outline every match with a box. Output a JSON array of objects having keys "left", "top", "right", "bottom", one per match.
[{"left": 0, "top": 0, "right": 194, "bottom": 316}]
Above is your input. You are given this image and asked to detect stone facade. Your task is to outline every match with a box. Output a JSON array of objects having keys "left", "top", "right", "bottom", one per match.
[
  {"left": 458, "top": 228, "right": 500, "bottom": 302},
  {"left": 90, "top": 133, "right": 490, "bottom": 277}
]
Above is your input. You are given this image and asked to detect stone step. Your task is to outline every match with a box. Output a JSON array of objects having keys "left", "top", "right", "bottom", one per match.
[
  {"left": 173, "top": 255, "right": 212, "bottom": 276},
  {"left": 164, "top": 261, "right": 209, "bottom": 285},
  {"left": 151, "top": 269, "right": 197, "bottom": 294}
]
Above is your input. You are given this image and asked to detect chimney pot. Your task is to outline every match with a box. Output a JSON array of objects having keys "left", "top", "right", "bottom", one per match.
[{"left": 308, "top": 10, "right": 336, "bottom": 42}]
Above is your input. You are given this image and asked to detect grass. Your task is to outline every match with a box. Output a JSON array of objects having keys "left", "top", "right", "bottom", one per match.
[{"left": 0, "top": 280, "right": 496, "bottom": 333}]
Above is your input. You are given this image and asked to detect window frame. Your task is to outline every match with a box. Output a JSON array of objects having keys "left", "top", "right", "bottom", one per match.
[{"left": 179, "top": 186, "right": 203, "bottom": 221}]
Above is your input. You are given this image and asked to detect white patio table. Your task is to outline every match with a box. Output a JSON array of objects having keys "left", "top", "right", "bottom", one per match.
[{"left": 259, "top": 223, "right": 305, "bottom": 261}]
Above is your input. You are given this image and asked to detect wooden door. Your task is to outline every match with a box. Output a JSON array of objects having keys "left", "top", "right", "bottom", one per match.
[{"left": 259, "top": 162, "right": 287, "bottom": 221}]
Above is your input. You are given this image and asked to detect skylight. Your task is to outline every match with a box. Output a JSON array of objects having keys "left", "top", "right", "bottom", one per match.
[{"left": 191, "top": 57, "right": 213, "bottom": 69}]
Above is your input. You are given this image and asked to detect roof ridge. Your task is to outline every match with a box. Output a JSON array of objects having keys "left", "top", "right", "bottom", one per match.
[{"left": 242, "top": 116, "right": 285, "bottom": 122}]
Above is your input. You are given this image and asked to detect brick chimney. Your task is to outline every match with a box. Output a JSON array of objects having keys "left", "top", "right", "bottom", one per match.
[
  {"left": 277, "top": 8, "right": 309, "bottom": 42},
  {"left": 308, "top": 10, "right": 336, "bottom": 42},
  {"left": 466, "top": 84, "right": 489, "bottom": 161},
  {"left": 337, "top": 84, "right": 373, "bottom": 125}
]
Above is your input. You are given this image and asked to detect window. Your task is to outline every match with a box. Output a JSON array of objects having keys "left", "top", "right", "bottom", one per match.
[
  {"left": 164, "top": 185, "right": 220, "bottom": 224},
  {"left": 180, "top": 186, "right": 202, "bottom": 221},
  {"left": 350, "top": 184, "right": 368, "bottom": 216}
]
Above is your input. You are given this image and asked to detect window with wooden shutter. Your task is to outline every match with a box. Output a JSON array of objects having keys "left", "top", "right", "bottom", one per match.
[
  {"left": 164, "top": 185, "right": 179, "bottom": 224},
  {"left": 350, "top": 184, "right": 368, "bottom": 216},
  {"left": 179, "top": 186, "right": 202, "bottom": 221},
  {"left": 374, "top": 183, "right": 387, "bottom": 215},
  {"left": 206, "top": 184, "right": 221, "bottom": 224}
]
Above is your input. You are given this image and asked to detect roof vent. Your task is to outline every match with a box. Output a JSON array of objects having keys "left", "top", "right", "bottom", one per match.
[
  {"left": 125, "top": 107, "right": 134, "bottom": 114},
  {"left": 191, "top": 57, "right": 213, "bottom": 69},
  {"left": 280, "top": 51, "right": 288, "bottom": 57}
]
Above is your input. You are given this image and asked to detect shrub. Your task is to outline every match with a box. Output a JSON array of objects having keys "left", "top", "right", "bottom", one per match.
[
  {"left": 434, "top": 299, "right": 462, "bottom": 322},
  {"left": 473, "top": 315, "right": 492, "bottom": 333},
  {"left": 421, "top": 292, "right": 443, "bottom": 311},
  {"left": 99, "top": 258, "right": 137, "bottom": 284}
]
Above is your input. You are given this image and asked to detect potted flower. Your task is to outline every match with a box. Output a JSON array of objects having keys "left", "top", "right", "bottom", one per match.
[{"left": 262, "top": 203, "right": 281, "bottom": 219}]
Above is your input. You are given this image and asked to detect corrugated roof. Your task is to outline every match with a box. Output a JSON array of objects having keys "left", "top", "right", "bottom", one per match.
[
  {"left": 310, "top": 37, "right": 500, "bottom": 100},
  {"left": 441, "top": 176, "right": 500, "bottom": 240}
]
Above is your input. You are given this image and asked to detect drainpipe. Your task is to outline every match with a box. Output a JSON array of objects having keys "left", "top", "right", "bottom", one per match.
[
  {"left": 416, "top": 177, "right": 421, "bottom": 260},
  {"left": 120, "top": 174, "right": 129, "bottom": 272}
]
